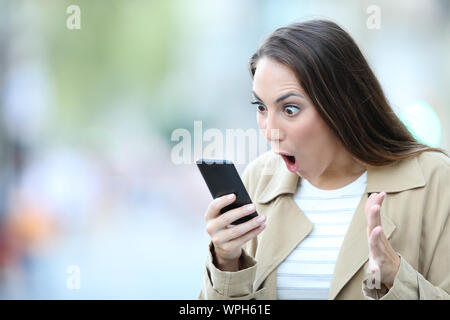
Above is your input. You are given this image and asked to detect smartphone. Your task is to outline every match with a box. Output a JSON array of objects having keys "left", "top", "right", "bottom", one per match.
[{"left": 196, "top": 158, "right": 258, "bottom": 225}]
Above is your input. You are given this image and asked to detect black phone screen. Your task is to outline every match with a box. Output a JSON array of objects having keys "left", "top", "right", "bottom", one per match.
[{"left": 196, "top": 158, "right": 258, "bottom": 225}]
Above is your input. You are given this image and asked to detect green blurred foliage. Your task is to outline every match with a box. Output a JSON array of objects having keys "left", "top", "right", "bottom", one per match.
[{"left": 41, "top": 0, "right": 179, "bottom": 140}]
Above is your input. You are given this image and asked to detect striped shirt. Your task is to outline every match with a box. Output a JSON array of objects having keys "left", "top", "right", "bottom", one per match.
[{"left": 276, "top": 171, "right": 367, "bottom": 300}]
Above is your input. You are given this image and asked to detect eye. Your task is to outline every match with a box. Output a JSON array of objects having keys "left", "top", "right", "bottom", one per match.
[
  {"left": 251, "top": 101, "right": 266, "bottom": 113},
  {"left": 256, "top": 104, "right": 266, "bottom": 113},
  {"left": 284, "top": 105, "right": 300, "bottom": 116}
]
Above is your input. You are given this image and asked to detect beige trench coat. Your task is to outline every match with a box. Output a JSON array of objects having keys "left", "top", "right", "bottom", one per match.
[{"left": 198, "top": 150, "right": 450, "bottom": 300}]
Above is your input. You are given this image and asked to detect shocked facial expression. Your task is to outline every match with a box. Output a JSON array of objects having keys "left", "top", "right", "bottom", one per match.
[{"left": 252, "top": 56, "right": 343, "bottom": 180}]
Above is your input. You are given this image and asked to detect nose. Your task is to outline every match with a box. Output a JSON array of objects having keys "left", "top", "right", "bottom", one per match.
[{"left": 262, "top": 110, "right": 285, "bottom": 144}]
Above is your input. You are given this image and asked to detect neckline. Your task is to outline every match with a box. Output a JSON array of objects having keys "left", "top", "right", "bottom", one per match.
[{"left": 298, "top": 170, "right": 367, "bottom": 196}]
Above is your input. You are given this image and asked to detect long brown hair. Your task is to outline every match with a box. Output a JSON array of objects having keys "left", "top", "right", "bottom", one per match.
[{"left": 249, "top": 19, "right": 448, "bottom": 166}]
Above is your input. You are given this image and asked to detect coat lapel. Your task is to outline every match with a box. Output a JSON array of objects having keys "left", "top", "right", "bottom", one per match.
[
  {"left": 251, "top": 155, "right": 312, "bottom": 291},
  {"left": 254, "top": 195, "right": 313, "bottom": 291}
]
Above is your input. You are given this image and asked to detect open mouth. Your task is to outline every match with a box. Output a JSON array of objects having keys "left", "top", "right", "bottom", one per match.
[
  {"left": 279, "top": 153, "right": 299, "bottom": 173},
  {"left": 285, "top": 155, "right": 295, "bottom": 164}
]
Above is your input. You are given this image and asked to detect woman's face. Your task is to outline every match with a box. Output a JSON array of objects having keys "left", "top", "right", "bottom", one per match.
[{"left": 252, "top": 57, "right": 345, "bottom": 181}]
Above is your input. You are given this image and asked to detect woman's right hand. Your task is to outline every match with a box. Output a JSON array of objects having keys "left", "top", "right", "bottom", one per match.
[{"left": 204, "top": 193, "right": 266, "bottom": 271}]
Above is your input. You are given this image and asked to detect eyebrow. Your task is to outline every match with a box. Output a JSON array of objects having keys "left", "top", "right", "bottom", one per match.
[{"left": 252, "top": 91, "right": 304, "bottom": 104}]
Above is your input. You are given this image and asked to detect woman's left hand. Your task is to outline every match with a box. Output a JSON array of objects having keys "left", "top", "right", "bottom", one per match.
[{"left": 365, "top": 192, "right": 400, "bottom": 289}]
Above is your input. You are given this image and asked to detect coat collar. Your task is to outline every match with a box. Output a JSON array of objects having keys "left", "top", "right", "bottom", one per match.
[
  {"left": 255, "top": 153, "right": 426, "bottom": 204},
  {"left": 253, "top": 152, "right": 426, "bottom": 299}
]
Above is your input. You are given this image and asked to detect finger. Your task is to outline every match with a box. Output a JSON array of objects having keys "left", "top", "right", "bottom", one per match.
[
  {"left": 375, "top": 192, "right": 386, "bottom": 208},
  {"left": 219, "top": 203, "right": 258, "bottom": 229},
  {"left": 204, "top": 193, "right": 235, "bottom": 221},
  {"left": 365, "top": 192, "right": 386, "bottom": 213},
  {"left": 366, "top": 204, "right": 381, "bottom": 240},
  {"left": 209, "top": 203, "right": 259, "bottom": 235},
  {"left": 365, "top": 192, "right": 379, "bottom": 213},
  {"left": 369, "top": 226, "right": 383, "bottom": 260},
  {"left": 227, "top": 223, "right": 266, "bottom": 249},
  {"left": 215, "top": 214, "right": 266, "bottom": 244},
  {"left": 365, "top": 192, "right": 385, "bottom": 237}
]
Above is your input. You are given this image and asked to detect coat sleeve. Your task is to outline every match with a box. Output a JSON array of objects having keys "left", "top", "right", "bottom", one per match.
[
  {"left": 197, "top": 242, "right": 267, "bottom": 299},
  {"left": 362, "top": 162, "right": 450, "bottom": 300},
  {"left": 362, "top": 250, "right": 450, "bottom": 300},
  {"left": 198, "top": 162, "right": 267, "bottom": 300}
]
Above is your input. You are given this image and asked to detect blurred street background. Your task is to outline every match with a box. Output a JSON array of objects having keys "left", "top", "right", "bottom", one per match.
[{"left": 0, "top": 0, "right": 449, "bottom": 299}]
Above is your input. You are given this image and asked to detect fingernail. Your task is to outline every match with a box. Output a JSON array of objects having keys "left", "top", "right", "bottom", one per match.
[
  {"left": 257, "top": 215, "right": 265, "bottom": 222},
  {"left": 246, "top": 204, "right": 255, "bottom": 211},
  {"left": 227, "top": 194, "right": 235, "bottom": 200}
]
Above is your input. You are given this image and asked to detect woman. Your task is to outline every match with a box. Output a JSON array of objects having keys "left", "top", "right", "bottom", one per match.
[{"left": 198, "top": 20, "right": 449, "bottom": 300}]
